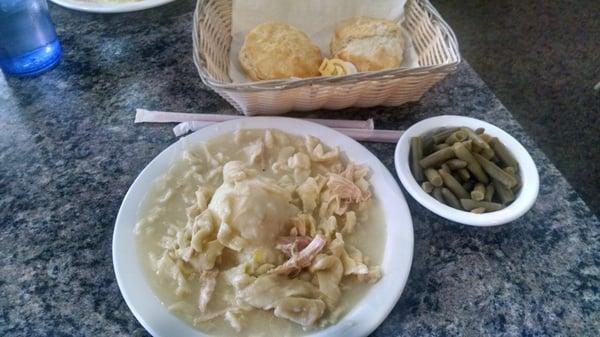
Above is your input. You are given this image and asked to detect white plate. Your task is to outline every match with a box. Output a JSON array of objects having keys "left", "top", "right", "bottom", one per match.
[
  {"left": 50, "top": 0, "right": 176, "bottom": 13},
  {"left": 113, "top": 117, "right": 414, "bottom": 337}
]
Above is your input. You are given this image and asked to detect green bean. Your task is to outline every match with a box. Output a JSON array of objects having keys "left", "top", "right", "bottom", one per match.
[
  {"left": 414, "top": 126, "right": 520, "bottom": 212},
  {"left": 441, "top": 188, "right": 462, "bottom": 209},
  {"left": 503, "top": 166, "right": 521, "bottom": 191},
  {"left": 480, "top": 133, "right": 493, "bottom": 143},
  {"left": 480, "top": 147, "right": 495, "bottom": 160},
  {"left": 462, "top": 180, "right": 475, "bottom": 191},
  {"left": 471, "top": 207, "right": 486, "bottom": 214},
  {"left": 446, "top": 159, "right": 468, "bottom": 170},
  {"left": 490, "top": 137, "right": 518, "bottom": 169},
  {"left": 424, "top": 168, "right": 443, "bottom": 187},
  {"left": 419, "top": 147, "right": 456, "bottom": 168},
  {"left": 460, "top": 199, "right": 505, "bottom": 212},
  {"left": 410, "top": 137, "right": 424, "bottom": 182},
  {"left": 492, "top": 178, "right": 515, "bottom": 204},
  {"left": 433, "top": 143, "right": 450, "bottom": 151},
  {"left": 514, "top": 182, "right": 521, "bottom": 192},
  {"left": 438, "top": 169, "right": 470, "bottom": 199},
  {"left": 474, "top": 153, "right": 517, "bottom": 189},
  {"left": 457, "top": 168, "right": 471, "bottom": 181},
  {"left": 445, "top": 130, "right": 469, "bottom": 145},
  {"left": 432, "top": 187, "right": 445, "bottom": 203},
  {"left": 422, "top": 136, "right": 434, "bottom": 154},
  {"left": 485, "top": 183, "right": 495, "bottom": 202},
  {"left": 471, "top": 183, "right": 486, "bottom": 201},
  {"left": 512, "top": 174, "right": 522, "bottom": 192},
  {"left": 461, "top": 140, "right": 473, "bottom": 152},
  {"left": 421, "top": 181, "right": 434, "bottom": 193},
  {"left": 504, "top": 166, "right": 516, "bottom": 176},
  {"left": 452, "top": 172, "right": 464, "bottom": 184},
  {"left": 452, "top": 142, "right": 489, "bottom": 184},
  {"left": 461, "top": 127, "right": 491, "bottom": 152},
  {"left": 432, "top": 127, "right": 460, "bottom": 144}
]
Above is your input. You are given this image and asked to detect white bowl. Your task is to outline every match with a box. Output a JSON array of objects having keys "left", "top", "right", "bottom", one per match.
[
  {"left": 113, "top": 117, "right": 414, "bottom": 337},
  {"left": 394, "top": 115, "right": 539, "bottom": 226}
]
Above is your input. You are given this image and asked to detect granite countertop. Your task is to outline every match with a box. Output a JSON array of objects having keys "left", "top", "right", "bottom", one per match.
[{"left": 0, "top": 1, "right": 598, "bottom": 336}]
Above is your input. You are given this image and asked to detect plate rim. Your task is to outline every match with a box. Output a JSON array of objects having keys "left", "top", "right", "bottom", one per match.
[
  {"left": 50, "top": 0, "right": 177, "bottom": 13},
  {"left": 113, "top": 116, "right": 414, "bottom": 337}
]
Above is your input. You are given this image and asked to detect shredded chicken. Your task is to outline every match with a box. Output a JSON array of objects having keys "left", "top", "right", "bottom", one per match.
[
  {"left": 198, "top": 270, "right": 218, "bottom": 312},
  {"left": 327, "top": 173, "right": 370, "bottom": 203},
  {"left": 271, "top": 234, "right": 327, "bottom": 275},
  {"left": 275, "top": 236, "right": 312, "bottom": 258}
]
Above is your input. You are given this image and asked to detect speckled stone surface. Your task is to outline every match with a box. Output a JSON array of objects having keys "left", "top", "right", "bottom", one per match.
[
  {"left": 0, "top": 1, "right": 598, "bottom": 336},
  {"left": 432, "top": 0, "right": 600, "bottom": 215}
]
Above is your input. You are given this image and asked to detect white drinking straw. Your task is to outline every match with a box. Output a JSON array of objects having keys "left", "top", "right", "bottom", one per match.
[{"left": 172, "top": 121, "right": 403, "bottom": 143}]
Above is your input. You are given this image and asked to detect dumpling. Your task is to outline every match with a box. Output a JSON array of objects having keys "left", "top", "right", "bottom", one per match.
[
  {"left": 190, "top": 210, "right": 216, "bottom": 252},
  {"left": 328, "top": 233, "right": 369, "bottom": 276},
  {"left": 310, "top": 254, "right": 343, "bottom": 308},
  {"left": 209, "top": 161, "right": 298, "bottom": 247},
  {"left": 238, "top": 274, "right": 319, "bottom": 310},
  {"left": 305, "top": 136, "right": 339, "bottom": 162},
  {"left": 274, "top": 297, "right": 326, "bottom": 326},
  {"left": 296, "top": 177, "right": 321, "bottom": 213},
  {"left": 217, "top": 222, "right": 247, "bottom": 252},
  {"left": 184, "top": 240, "right": 224, "bottom": 271},
  {"left": 341, "top": 211, "right": 357, "bottom": 234}
]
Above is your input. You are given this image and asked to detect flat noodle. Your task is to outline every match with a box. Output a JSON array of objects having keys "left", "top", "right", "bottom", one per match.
[{"left": 136, "top": 129, "right": 383, "bottom": 335}]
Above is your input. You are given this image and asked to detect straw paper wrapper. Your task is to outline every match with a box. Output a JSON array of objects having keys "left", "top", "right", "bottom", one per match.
[
  {"left": 229, "top": 0, "right": 419, "bottom": 83},
  {"left": 136, "top": 109, "right": 401, "bottom": 143},
  {"left": 172, "top": 121, "right": 402, "bottom": 143},
  {"left": 135, "top": 109, "right": 374, "bottom": 130}
]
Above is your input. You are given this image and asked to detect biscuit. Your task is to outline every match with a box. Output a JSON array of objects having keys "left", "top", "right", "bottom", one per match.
[
  {"left": 330, "top": 16, "right": 405, "bottom": 72},
  {"left": 239, "top": 22, "right": 322, "bottom": 81},
  {"left": 318, "top": 58, "right": 358, "bottom": 76}
]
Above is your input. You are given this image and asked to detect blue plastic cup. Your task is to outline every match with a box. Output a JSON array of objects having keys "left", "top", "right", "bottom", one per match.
[{"left": 0, "top": 0, "right": 62, "bottom": 77}]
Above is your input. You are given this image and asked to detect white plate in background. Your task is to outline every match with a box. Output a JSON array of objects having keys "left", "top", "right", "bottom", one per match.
[
  {"left": 50, "top": 0, "right": 176, "bottom": 13},
  {"left": 113, "top": 117, "right": 414, "bottom": 337}
]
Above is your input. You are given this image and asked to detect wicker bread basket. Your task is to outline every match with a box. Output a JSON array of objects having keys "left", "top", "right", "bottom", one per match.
[{"left": 193, "top": 0, "right": 461, "bottom": 116}]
